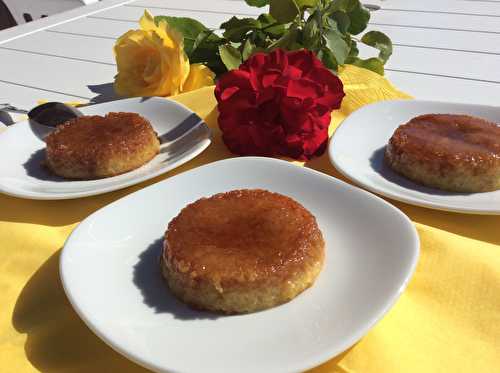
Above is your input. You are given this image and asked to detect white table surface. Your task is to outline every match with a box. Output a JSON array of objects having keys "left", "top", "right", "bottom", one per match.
[{"left": 0, "top": 0, "right": 498, "bottom": 125}]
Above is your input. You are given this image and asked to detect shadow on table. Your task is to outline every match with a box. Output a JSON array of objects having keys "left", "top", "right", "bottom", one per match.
[
  {"left": 12, "top": 250, "right": 148, "bottom": 373},
  {"left": 133, "top": 237, "right": 220, "bottom": 320},
  {"left": 11, "top": 247, "right": 356, "bottom": 373},
  {"left": 87, "top": 82, "right": 121, "bottom": 104},
  {"left": 0, "top": 110, "right": 14, "bottom": 126}
]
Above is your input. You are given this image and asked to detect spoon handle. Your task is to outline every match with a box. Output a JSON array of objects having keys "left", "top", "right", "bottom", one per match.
[{"left": 0, "top": 103, "right": 29, "bottom": 114}]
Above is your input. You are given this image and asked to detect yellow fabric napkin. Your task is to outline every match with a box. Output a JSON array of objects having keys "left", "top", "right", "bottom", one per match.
[{"left": 0, "top": 65, "right": 498, "bottom": 373}]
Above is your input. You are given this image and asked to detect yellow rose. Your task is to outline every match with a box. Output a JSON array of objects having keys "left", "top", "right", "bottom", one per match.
[
  {"left": 183, "top": 64, "right": 216, "bottom": 92},
  {"left": 113, "top": 11, "right": 214, "bottom": 97}
]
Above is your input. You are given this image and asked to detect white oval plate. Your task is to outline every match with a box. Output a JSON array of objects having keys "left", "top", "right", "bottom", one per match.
[
  {"left": 329, "top": 100, "right": 500, "bottom": 215},
  {"left": 61, "top": 157, "right": 419, "bottom": 373},
  {"left": 0, "top": 97, "right": 211, "bottom": 200}
]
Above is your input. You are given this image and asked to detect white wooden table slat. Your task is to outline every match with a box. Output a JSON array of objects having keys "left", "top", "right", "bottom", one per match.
[
  {"left": 382, "top": 45, "right": 499, "bottom": 82},
  {"left": 0, "top": 0, "right": 498, "bottom": 125},
  {"left": 47, "top": 16, "right": 500, "bottom": 55},
  {"left": 3, "top": 7, "right": 497, "bottom": 83},
  {"left": 0, "top": 49, "right": 115, "bottom": 99},
  {"left": 368, "top": 0, "right": 500, "bottom": 15},
  {"left": 127, "top": 0, "right": 260, "bottom": 17},
  {"left": 365, "top": 24, "right": 500, "bottom": 54},
  {"left": 88, "top": 5, "right": 240, "bottom": 27},
  {"left": 386, "top": 70, "right": 500, "bottom": 103},
  {"left": 2, "top": 31, "right": 116, "bottom": 65},
  {"left": 370, "top": 9, "right": 500, "bottom": 33},
  {"left": 0, "top": 0, "right": 135, "bottom": 45},
  {"left": 134, "top": 0, "right": 500, "bottom": 16},
  {"left": 44, "top": 7, "right": 500, "bottom": 55},
  {"left": 0, "top": 82, "right": 90, "bottom": 115},
  {"left": 48, "top": 17, "right": 136, "bottom": 39}
]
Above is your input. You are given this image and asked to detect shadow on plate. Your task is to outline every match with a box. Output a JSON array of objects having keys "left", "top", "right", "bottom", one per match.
[
  {"left": 23, "top": 148, "right": 67, "bottom": 182},
  {"left": 133, "top": 238, "right": 221, "bottom": 320},
  {"left": 369, "top": 146, "right": 471, "bottom": 196},
  {"left": 158, "top": 113, "right": 204, "bottom": 144},
  {"left": 11, "top": 249, "right": 356, "bottom": 372},
  {"left": 13, "top": 250, "right": 148, "bottom": 373}
]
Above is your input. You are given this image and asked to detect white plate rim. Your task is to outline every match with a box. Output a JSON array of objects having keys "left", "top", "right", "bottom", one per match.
[
  {"left": 60, "top": 157, "right": 420, "bottom": 373},
  {"left": 329, "top": 99, "right": 500, "bottom": 215}
]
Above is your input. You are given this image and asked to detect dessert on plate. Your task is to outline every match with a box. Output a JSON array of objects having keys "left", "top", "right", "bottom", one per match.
[
  {"left": 45, "top": 112, "right": 160, "bottom": 179},
  {"left": 161, "top": 189, "right": 325, "bottom": 314},
  {"left": 385, "top": 114, "right": 500, "bottom": 192}
]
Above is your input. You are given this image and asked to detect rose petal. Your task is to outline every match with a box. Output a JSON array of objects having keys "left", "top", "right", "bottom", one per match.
[
  {"left": 215, "top": 48, "right": 345, "bottom": 160},
  {"left": 286, "top": 79, "right": 322, "bottom": 100}
]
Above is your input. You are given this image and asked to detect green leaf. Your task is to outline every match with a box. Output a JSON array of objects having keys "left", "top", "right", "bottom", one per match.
[
  {"left": 324, "top": 30, "right": 349, "bottom": 64},
  {"left": 190, "top": 46, "right": 226, "bottom": 75},
  {"left": 270, "top": 0, "right": 300, "bottom": 23},
  {"left": 189, "top": 30, "right": 226, "bottom": 74},
  {"left": 221, "top": 17, "right": 261, "bottom": 42},
  {"left": 346, "top": 56, "right": 384, "bottom": 75},
  {"left": 245, "top": 0, "right": 270, "bottom": 7},
  {"left": 326, "top": 0, "right": 359, "bottom": 13},
  {"left": 361, "top": 30, "right": 393, "bottom": 62},
  {"left": 257, "top": 14, "right": 285, "bottom": 37},
  {"left": 257, "top": 13, "right": 277, "bottom": 27},
  {"left": 329, "top": 11, "right": 351, "bottom": 34},
  {"left": 303, "top": 12, "right": 320, "bottom": 49},
  {"left": 242, "top": 38, "right": 257, "bottom": 60},
  {"left": 348, "top": 39, "right": 359, "bottom": 57},
  {"left": 347, "top": 2, "right": 370, "bottom": 35},
  {"left": 296, "top": 0, "right": 318, "bottom": 8},
  {"left": 317, "top": 48, "right": 338, "bottom": 70},
  {"left": 192, "top": 30, "right": 223, "bottom": 51},
  {"left": 218, "top": 44, "right": 242, "bottom": 70},
  {"left": 269, "top": 24, "right": 299, "bottom": 49},
  {"left": 250, "top": 30, "right": 268, "bottom": 47},
  {"left": 154, "top": 16, "right": 208, "bottom": 55}
]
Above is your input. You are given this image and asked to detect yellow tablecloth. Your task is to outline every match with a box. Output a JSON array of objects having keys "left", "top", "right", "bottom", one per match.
[{"left": 0, "top": 65, "right": 498, "bottom": 373}]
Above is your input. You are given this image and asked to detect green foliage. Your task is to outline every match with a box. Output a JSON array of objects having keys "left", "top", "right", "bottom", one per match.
[
  {"left": 221, "top": 17, "right": 261, "bottom": 42},
  {"left": 346, "top": 1, "right": 370, "bottom": 35},
  {"left": 245, "top": 0, "right": 270, "bottom": 7},
  {"left": 324, "top": 30, "right": 349, "bottom": 64},
  {"left": 270, "top": 0, "right": 300, "bottom": 23},
  {"left": 242, "top": 38, "right": 257, "bottom": 59},
  {"left": 296, "top": 0, "right": 319, "bottom": 9},
  {"left": 345, "top": 56, "right": 384, "bottom": 74},
  {"left": 361, "top": 30, "right": 393, "bottom": 62},
  {"left": 218, "top": 45, "right": 243, "bottom": 70},
  {"left": 156, "top": 0, "right": 392, "bottom": 76}
]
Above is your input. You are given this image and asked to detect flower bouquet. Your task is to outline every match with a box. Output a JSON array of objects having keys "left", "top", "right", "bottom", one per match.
[{"left": 113, "top": 0, "right": 392, "bottom": 160}]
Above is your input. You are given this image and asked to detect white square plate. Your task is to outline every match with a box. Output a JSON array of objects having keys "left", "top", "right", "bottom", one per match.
[
  {"left": 0, "top": 97, "right": 211, "bottom": 200},
  {"left": 60, "top": 157, "right": 419, "bottom": 373},
  {"left": 329, "top": 100, "right": 500, "bottom": 214}
]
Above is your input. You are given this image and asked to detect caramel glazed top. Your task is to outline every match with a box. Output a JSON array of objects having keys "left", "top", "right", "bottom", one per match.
[
  {"left": 164, "top": 189, "right": 325, "bottom": 284},
  {"left": 390, "top": 114, "right": 500, "bottom": 164}
]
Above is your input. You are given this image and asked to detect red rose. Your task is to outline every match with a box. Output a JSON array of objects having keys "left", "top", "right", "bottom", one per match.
[{"left": 215, "top": 48, "right": 345, "bottom": 160}]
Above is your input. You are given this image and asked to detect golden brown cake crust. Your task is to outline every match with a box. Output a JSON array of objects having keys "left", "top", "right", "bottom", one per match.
[
  {"left": 385, "top": 114, "right": 500, "bottom": 192},
  {"left": 163, "top": 189, "right": 325, "bottom": 313},
  {"left": 45, "top": 112, "right": 160, "bottom": 179}
]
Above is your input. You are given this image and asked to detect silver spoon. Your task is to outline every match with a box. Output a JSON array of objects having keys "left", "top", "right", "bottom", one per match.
[{"left": 0, "top": 102, "right": 83, "bottom": 127}]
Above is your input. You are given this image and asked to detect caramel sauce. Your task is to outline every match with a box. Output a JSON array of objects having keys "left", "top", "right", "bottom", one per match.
[
  {"left": 390, "top": 114, "right": 500, "bottom": 164},
  {"left": 164, "top": 189, "right": 325, "bottom": 283},
  {"left": 46, "top": 112, "right": 155, "bottom": 153}
]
